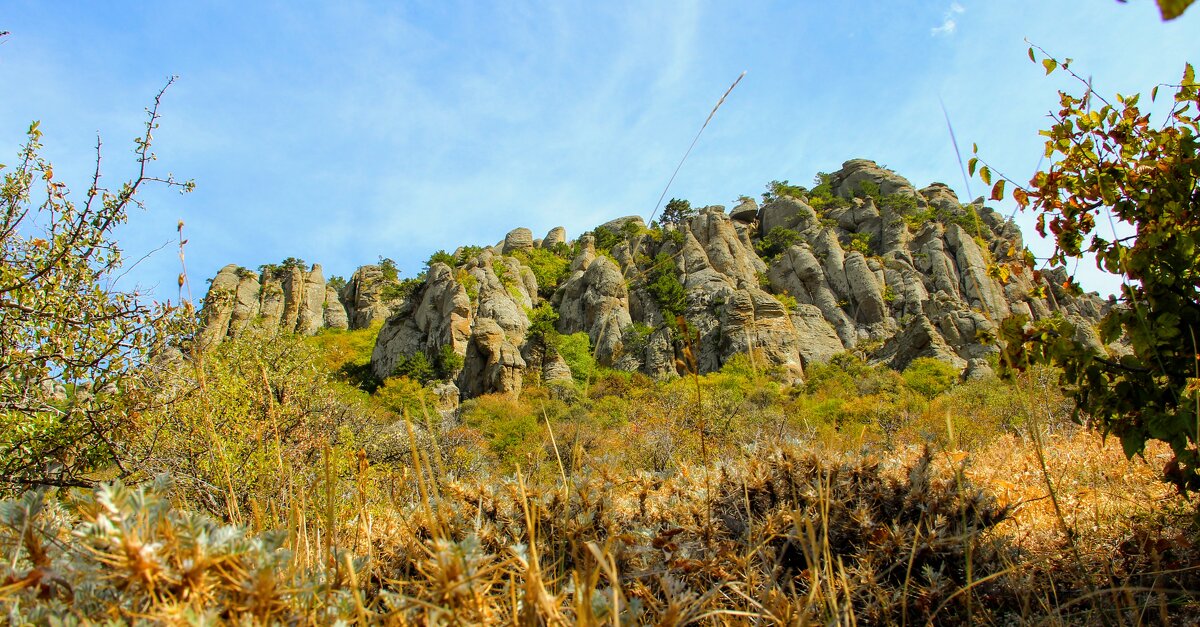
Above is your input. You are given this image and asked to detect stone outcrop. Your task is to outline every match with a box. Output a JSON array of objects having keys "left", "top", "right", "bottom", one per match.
[
  {"left": 370, "top": 248, "right": 536, "bottom": 399},
  {"left": 323, "top": 286, "right": 349, "bottom": 330},
  {"left": 541, "top": 226, "right": 567, "bottom": 249},
  {"left": 198, "top": 262, "right": 351, "bottom": 346},
  {"left": 199, "top": 158, "right": 1112, "bottom": 404},
  {"left": 760, "top": 196, "right": 818, "bottom": 235},
  {"left": 502, "top": 227, "right": 534, "bottom": 254},
  {"left": 729, "top": 197, "right": 759, "bottom": 223},
  {"left": 342, "top": 265, "right": 402, "bottom": 330},
  {"left": 370, "top": 263, "right": 472, "bottom": 380},
  {"left": 554, "top": 251, "right": 632, "bottom": 367}
]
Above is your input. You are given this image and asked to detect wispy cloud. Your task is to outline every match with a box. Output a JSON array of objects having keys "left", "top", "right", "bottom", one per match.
[
  {"left": 931, "top": 2, "right": 965, "bottom": 37},
  {"left": 6, "top": 0, "right": 1193, "bottom": 299}
]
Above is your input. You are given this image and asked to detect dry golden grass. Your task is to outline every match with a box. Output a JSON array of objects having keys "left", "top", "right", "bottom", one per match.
[{"left": 3, "top": 419, "right": 1195, "bottom": 625}]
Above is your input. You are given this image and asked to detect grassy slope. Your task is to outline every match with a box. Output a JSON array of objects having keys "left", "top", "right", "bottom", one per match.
[{"left": 1, "top": 327, "right": 1196, "bottom": 624}]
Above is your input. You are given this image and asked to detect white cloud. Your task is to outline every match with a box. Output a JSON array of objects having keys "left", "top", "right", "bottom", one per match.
[{"left": 932, "top": 2, "right": 966, "bottom": 37}]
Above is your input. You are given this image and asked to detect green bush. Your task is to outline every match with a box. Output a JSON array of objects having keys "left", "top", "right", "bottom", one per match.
[
  {"left": 392, "top": 352, "right": 436, "bottom": 384},
  {"left": 491, "top": 258, "right": 517, "bottom": 290},
  {"left": 645, "top": 253, "right": 687, "bottom": 329},
  {"left": 460, "top": 394, "right": 542, "bottom": 469},
  {"left": 847, "top": 232, "right": 873, "bottom": 255},
  {"left": 455, "top": 245, "right": 485, "bottom": 264},
  {"left": 425, "top": 249, "right": 456, "bottom": 270},
  {"left": 591, "top": 226, "right": 622, "bottom": 254},
  {"left": 526, "top": 302, "right": 559, "bottom": 345},
  {"left": 437, "top": 344, "right": 464, "bottom": 377},
  {"left": 382, "top": 276, "right": 423, "bottom": 302},
  {"left": 547, "top": 241, "right": 575, "bottom": 259},
  {"left": 855, "top": 180, "right": 881, "bottom": 200},
  {"left": 761, "top": 179, "right": 807, "bottom": 203},
  {"left": 456, "top": 268, "right": 479, "bottom": 302},
  {"left": 659, "top": 198, "right": 695, "bottom": 225},
  {"left": 512, "top": 248, "right": 570, "bottom": 297},
  {"left": 621, "top": 220, "right": 648, "bottom": 237},
  {"left": 806, "top": 172, "right": 848, "bottom": 211},
  {"left": 588, "top": 369, "right": 635, "bottom": 399},
  {"left": 129, "top": 328, "right": 368, "bottom": 516},
  {"left": 0, "top": 95, "right": 197, "bottom": 489},
  {"left": 903, "top": 357, "right": 960, "bottom": 398},
  {"left": 776, "top": 293, "right": 798, "bottom": 315},
  {"left": 391, "top": 344, "right": 463, "bottom": 385},
  {"left": 808, "top": 353, "right": 903, "bottom": 398},
  {"left": 588, "top": 394, "right": 630, "bottom": 428},
  {"left": 378, "top": 256, "right": 399, "bottom": 281},
  {"left": 620, "top": 322, "right": 654, "bottom": 359},
  {"left": 882, "top": 192, "right": 918, "bottom": 213},
  {"left": 757, "top": 271, "right": 772, "bottom": 290},
  {"left": 305, "top": 320, "right": 384, "bottom": 390},
  {"left": 755, "top": 226, "right": 801, "bottom": 262},
  {"left": 550, "top": 332, "right": 596, "bottom": 384},
  {"left": 374, "top": 375, "right": 427, "bottom": 418},
  {"left": 281, "top": 256, "right": 307, "bottom": 271}
]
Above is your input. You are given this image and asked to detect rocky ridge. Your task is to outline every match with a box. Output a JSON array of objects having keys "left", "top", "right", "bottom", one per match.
[
  {"left": 198, "top": 159, "right": 1112, "bottom": 402},
  {"left": 197, "top": 261, "right": 404, "bottom": 347}
]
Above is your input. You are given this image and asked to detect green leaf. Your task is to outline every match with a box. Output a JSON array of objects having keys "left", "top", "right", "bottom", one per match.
[
  {"left": 1027, "top": 47, "right": 1036, "bottom": 63},
  {"left": 990, "top": 179, "right": 1006, "bottom": 201},
  {"left": 1185, "top": 63, "right": 1196, "bottom": 87},
  {"left": 1152, "top": 85, "right": 1160, "bottom": 102},
  {"left": 979, "top": 166, "right": 992, "bottom": 186},
  {"left": 968, "top": 157, "right": 978, "bottom": 176},
  {"left": 1120, "top": 431, "right": 1145, "bottom": 460},
  {"left": 1042, "top": 58, "right": 1057, "bottom": 75}
]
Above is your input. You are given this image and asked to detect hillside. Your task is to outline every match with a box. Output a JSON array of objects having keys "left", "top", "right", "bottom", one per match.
[
  {"left": 199, "top": 159, "right": 1112, "bottom": 401},
  {"left": 8, "top": 160, "right": 1196, "bottom": 625}
]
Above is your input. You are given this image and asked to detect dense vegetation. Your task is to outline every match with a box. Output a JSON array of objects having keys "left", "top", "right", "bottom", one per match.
[{"left": 3, "top": 319, "right": 1195, "bottom": 622}]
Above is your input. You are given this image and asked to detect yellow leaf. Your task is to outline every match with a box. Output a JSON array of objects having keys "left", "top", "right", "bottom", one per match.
[
  {"left": 1157, "top": 0, "right": 1196, "bottom": 21},
  {"left": 1013, "top": 187, "right": 1029, "bottom": 208}
]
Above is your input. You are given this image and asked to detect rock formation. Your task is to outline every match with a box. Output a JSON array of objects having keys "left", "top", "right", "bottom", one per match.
[
  {"left": 199, "top": 262, "right": 350, "bottom": 347},
  {"left": 197, "top": 256, "right": 420, "bottom": 344},
  {"left": 340, "top": 264, "right": 404, "bottom": 330},
  {"left": 198, "top": 159, "right": 1112, "bottom": 401}
]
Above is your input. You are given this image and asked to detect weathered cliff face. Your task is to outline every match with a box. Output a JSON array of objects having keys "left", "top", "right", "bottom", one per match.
[
  {"left": 197, "top": 257, "right": 416, "bottom": 344},
  {"left": 341, "top": 265, "right": 403, "bottom": 330},
  {"left": 198, "top": 262, "right": 350, "bottom": 347},
  {"left": 198, "top": 159, "right": 1111, "bottom": 401},
  {"left": 554, "top": 234, "right": 632, "bottom": 368},
  {"left": 371, "top": 244, "right": 539, "bottom": 398}
]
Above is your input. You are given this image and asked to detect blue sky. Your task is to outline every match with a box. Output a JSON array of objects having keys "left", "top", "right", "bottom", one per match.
[{"left": 1, "top": 1, "right": 1197, "bottom": 301}]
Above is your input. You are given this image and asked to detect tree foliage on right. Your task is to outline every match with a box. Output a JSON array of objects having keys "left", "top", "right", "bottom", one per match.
[{"left": 980, "top": 53, "right": 1200, "bottom": 491}]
